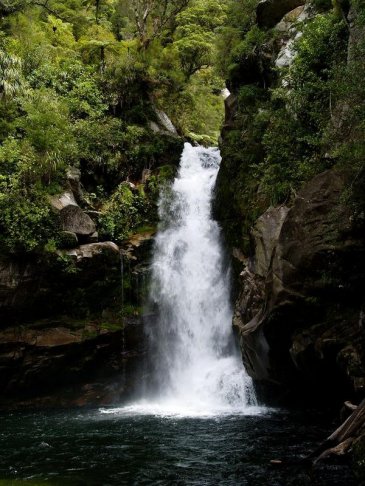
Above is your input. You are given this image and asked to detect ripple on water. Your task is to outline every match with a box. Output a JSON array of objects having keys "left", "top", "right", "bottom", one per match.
[{"left": 0, "top": 408, "right": 357, "bottom": 485}]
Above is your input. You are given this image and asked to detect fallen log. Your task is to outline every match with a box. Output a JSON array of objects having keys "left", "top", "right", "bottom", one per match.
[
  {"left": 344, "top": 401, "right": 358, "bottom": 412},
  {"left": 308, "top": 399, "right": 365, "bottom": 462},
  {"left": 314, "top": 437, "right": 354, "bottom": 464}
]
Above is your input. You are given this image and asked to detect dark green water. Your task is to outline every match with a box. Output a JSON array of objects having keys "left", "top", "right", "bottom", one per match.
[{"left": 0, "top": 408, "right": 357, "bottom": 485}]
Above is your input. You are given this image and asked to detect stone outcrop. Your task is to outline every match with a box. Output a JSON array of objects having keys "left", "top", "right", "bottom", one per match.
[
  {"left": 0, "top": 240, "right": 121, "bottom": 324},
  {"left": 60, "top": 241, "right": 120, "bottom": 262},
  {"left": 0, "top": 224, "right": 155, "bottom": 407},
  {"left": 0, "top": 317, "right": 145, "bottom": 409},
  {"left": 149, "top": 99, "right": 179, "bottom": 136},
  {"left": 233, "top": 170, "right": 365, "bottom": 400},
  {"left": 274, "top": 5, "right": 314, "bottom": 69},
  {"left": 149, "top": 108, "right": 178, "bottom": 135},
  {"left": 49, "top": 191, "right": 77, "bottom": 211},
  {"left": 257, "top": 0, "right": 305, "bottom": 29},
  {"left": 0, "top": 234, "right": 153, "bottom": 408}
]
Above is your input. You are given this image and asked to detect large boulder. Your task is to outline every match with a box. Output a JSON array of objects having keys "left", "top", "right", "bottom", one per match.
[
  {"left": 235, "top": 170, "right": 365, "bottom": 400},
  {"left": 49, "top": 191, "right": 77, "bottom": 211},
  {"left": 60, "top": 205, "right": 96, "bottom": 236}
]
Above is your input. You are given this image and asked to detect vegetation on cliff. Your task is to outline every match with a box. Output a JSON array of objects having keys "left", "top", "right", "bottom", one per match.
[
  {"left": 0, "top": 0, "right": 228, "bottom": 255},
  {"left": 215, "top": 0, "right": 365, "bottom": 252}
]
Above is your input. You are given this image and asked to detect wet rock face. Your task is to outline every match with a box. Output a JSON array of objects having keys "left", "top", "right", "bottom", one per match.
[
  {"left": 0, "top": 318, "right": 145, "bottom": 409},
  {"left": 0, "top": 259, "right": 42, "bottom": 320},
  {"left": 348, "top": 2, "right": 365, "bottom": 62},
  {"left": 252, "top": 205, "right": 289, "bottom": 278},
  {"left": 234, "top": 170, "right": 365, "bottom": 400},
  {"left": 0, "top": 230, "right": 153, "bottom": 407},
  {"left": 0, "top": 241, "right": 121, "bottom": 324}
]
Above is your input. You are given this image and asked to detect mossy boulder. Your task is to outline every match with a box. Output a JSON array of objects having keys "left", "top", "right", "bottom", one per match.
[{"left": 60, "top": 205, "right": 96, "bottom": 237}]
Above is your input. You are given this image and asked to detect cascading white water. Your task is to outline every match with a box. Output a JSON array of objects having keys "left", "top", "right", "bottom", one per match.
[
  {"left": 140, "top": 143, "right": 256, "bottom": 415},
  {"left": 103, "top": 143, "right": 258, "bottom": 417}
]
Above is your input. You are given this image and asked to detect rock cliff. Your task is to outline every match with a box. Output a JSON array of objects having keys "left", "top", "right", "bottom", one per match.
[
  {"left": 215, "top": 0, "right": 365, "bottom": 404},
  {"left": 233, "top": 170, "right": 365, "bottom": 400}
]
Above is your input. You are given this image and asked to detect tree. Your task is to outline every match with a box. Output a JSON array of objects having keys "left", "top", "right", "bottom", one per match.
[
  {"left": 0, "top": 0, "right": 28, "bottom": 16},
  {"left": 173, "top": 30, "right": 214, "bottom": 78},
  {"left": 79, "top": 24, "right": 116, "bottom": 73},
  {"left": 173, "top": 0, "right": 227, "bottom": 78},
  {"left": 130, "top": 0, "right": 190, "bottom": 50}
]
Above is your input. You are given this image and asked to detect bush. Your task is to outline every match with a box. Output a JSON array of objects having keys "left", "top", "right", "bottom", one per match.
[
  {"left": 0, "top": 187, "right": 58, "bottom": 253},
  {"left": 99, "top": 183, "right": 149, "bottom": 242}
]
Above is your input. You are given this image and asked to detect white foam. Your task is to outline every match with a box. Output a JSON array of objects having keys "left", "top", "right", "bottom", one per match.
[{"left": 99, "top": 401, "right": 265, "bottom": 419}]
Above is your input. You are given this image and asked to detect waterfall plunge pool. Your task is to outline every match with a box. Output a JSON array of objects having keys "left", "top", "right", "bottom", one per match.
[{"left": 0, "top": 407, "right": 356, "bottom": 485}]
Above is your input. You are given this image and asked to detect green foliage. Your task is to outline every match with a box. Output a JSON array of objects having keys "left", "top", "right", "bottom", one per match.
[
  {"left": 75, "top": 116, "right": 126, "bottom": 184},
  {"left": 28, "top": 58, "right": 107, "bottom": 118},
  {"left": 0, "top": 48, "right": 23, "bottom": 100},
  {"left": 215, "top": 0, "right": 259, "bottom": 76},
  {"left": 325, "top": 3, "right": 365, "bottom": 168},
  {"left": 249, "top": 13, "right": 348, "bottom": 205},
  {"left": 0, "top": 0, "right": 228, "bottom": 256},
  {"left": 146, "top": 164, "right": 177, "bottom": 200},
  {"left": 99, "top": 183, "right": 148, "bottom": 242},
  {"left": 20, "top": 89, "right": 76, "bottom": 157},
  {"left": 158, "top": 69, "right": 224, "bottom": 142},
  {"left": 174, "top": 0, "right": 226, "bottom": 79},
  {"left": 231, "top": 26, "right": 270, "bottom": 62},
  {"left": 0, "top": 186, "right": 58, "bottom": 252},
  {"left": 285, "top": 13, "right": 347, "bottom": 123}
]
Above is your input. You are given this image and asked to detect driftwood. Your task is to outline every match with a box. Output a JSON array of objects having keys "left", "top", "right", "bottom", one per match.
[
  {"left": 308, "top": 398, "right": 365, "bottom": 462},
  {"left": 269, "top": 399, "right": 365, "bottom": 469},
  {"left": 344, "top": 400, "right": 358, "bottom": 412},
  {"left": 269, "top": 399, "right": 365, "bottom": 468},
  {"left": 314, "top": 437, "right": 354, "bottom": 463}
]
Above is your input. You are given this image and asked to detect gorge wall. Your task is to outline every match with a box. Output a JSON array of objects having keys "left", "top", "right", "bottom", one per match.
[{"left": 215, "top": 0, "right": 365, "bottom": 405}]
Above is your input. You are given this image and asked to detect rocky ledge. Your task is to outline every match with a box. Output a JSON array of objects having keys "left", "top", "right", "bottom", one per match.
[{"left": 0, "top": 316, "right": 145, "bottom": 409}]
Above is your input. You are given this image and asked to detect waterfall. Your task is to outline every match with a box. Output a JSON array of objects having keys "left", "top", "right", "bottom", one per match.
[
  {"left": 105, "top": 143, "right": 257, "bottom": 417},
  {"left": 145, "top": 143, "right": 257, "bottom": 414}
]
